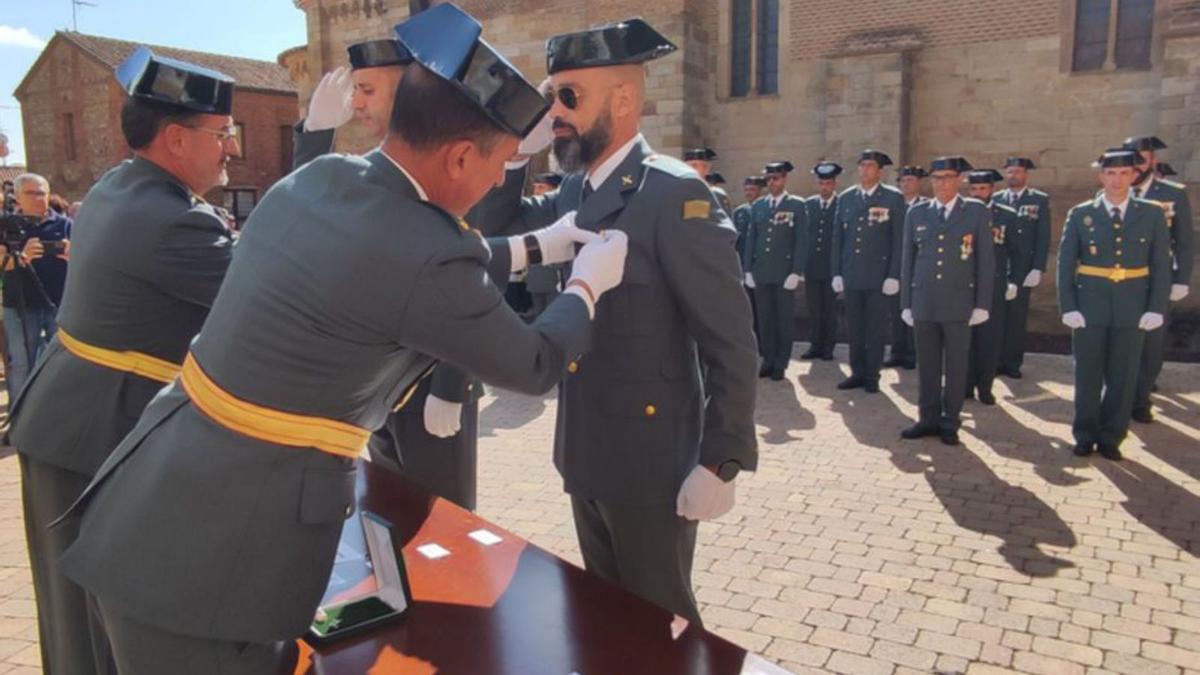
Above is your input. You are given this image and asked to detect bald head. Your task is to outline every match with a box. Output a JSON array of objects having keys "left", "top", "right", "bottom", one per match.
[{"left": 547, "top": 65, "right": 646, "bottom": 172}]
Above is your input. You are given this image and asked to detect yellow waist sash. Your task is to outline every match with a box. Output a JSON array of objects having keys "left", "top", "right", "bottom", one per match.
[
  {"left": 1076, "top": 265, "right": 1149, "bottom": 283},
  {"left": 180, "top": 353, "right": 368, "bottom": 460},
  {"left": 58, "top": 329, "right": 181, "bottom": 384}
]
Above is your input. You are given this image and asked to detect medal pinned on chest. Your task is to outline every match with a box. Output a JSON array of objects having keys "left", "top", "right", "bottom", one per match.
[
  {"left": 961, "top": 233, "right": 974, "bottom": 261},
  {"left": 773, "top": 211, "right": 795, "bottom": 227},
  {"left": 868, "top": 207, "right": 890, "bottom": 224},
  {"left": 992, "top": 224, "right": 1005, "bottom": 244},
  {"left": 1018, "top": 204, "right": 1039, "bottom": 220}
]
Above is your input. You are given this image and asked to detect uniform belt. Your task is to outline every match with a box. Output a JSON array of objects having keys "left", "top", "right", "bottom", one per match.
[
  {"left": 57, "top": 329, "right": 181, "bottom": 384},
  {"left": 1076, "top": 265, "right": 1150, "bottom": 283},
  {"left": 180, "top": 353, "right": 368, "bottom": 460}
]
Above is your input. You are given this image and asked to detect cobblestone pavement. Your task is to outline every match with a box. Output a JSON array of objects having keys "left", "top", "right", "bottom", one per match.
[{"left": 0, "top": 349, "right": 1197, "bottom": 674}]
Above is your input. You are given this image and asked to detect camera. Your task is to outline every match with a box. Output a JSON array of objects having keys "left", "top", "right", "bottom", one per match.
[
  {"left": 2, "top": 181, "right": 15, "bottom": 215},
  {"left": 0, "top": 214, "right": 42, "bottom": 253}
]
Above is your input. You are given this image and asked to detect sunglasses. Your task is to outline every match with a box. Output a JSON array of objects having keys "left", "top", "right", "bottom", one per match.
[{"left": 549, "top": 86, "right": 581, "bottom": 110}]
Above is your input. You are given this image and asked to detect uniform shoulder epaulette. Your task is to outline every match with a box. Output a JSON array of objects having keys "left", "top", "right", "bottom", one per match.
[
  {"left": 1157, "top": 178, "right": 1186, "bottom": 191},
  {"left": 1029, "top": 188, "right": 1049, "bottom": 198},
  {"left": 879, "top": 183, "right": 904, "bottom": 196},
  {"left": 1069, "top": 199, "right": 1097, "bottom": 214},
  {"left": 1140, "top": 198, "right": 1168, "bottom": 211},
  {"left": 643, "top": 153, "right": 697, "bottom": 179},
  {"left": 993, "top": 202, "right": 1019, "bottom": 215},
  {"left": 961, "top": 197, "right": 988, "bottom": 208},
  {"left": 838, "top": 186, "right": 859, "bottom": 198},
  {"left": 753, "top": 195, "right": 772, "bottom": 207}
]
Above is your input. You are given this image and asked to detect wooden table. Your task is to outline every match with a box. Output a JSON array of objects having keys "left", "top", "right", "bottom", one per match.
[{"left": 295, "top": 461, "right": 791, "bottom": 674}]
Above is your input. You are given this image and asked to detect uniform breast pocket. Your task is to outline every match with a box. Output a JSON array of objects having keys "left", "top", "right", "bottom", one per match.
[
  {"left": 298, "top": 465, "right": 356, "bottom": 525},
  {"left": 601, "top": 255, "right": 658, "bottom": 336}
]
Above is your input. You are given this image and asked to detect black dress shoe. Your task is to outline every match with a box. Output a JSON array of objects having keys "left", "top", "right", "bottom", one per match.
[
  {"left": 902, "top": 362, "right": 916, "bottom": 370},
  {"left": 800, "top": 350, "right": 821, "bottom": 360},
  {"left": 758, "top": 365, "right": 772, "bottom": 378},
  {"left": 978, "top": 390, "right": 996, "bottom": 405},
  {"left": 940, "top": 430, "right": 960, "bottom": 446},
  {"left": 1005, "top": 369, "right": 1023, "bottom": 379},
  {"left": 884, "top": 357, "right": 904, "bottom": 368},
  {"left": 770, "top": 370, "right": 785, "bottom": 381},
  {"left": 864, "top": 381, "right": 880, "bottom": 393},
  {"left": 820, "top": 353, "right": 836, "bottom": 361},
  {"left": 1073, "top": 442, "right": 1094, "bottom": 457},
  {"left": 837, "top": 377, "right": 865, "bottom": 390},
  {"left": 1098, "top": 444, "right": 1123, "bottom": 461},
  {"left": 965, "top": 388, "right": 976, "bottom": 401},
  {"left": 901, "top": 423, "right": 939, "bottom": 439},
  {"left": 1131, "top": 408, "right": 1154, "bottom": 424}
]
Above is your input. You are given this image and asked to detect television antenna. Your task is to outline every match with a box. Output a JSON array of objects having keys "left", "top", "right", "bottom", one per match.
[{"left": 72, "top": 0, "right": 99, "bottom": 31}]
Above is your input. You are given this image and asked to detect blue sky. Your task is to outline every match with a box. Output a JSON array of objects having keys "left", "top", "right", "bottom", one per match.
[{"left": 1, "top": 1, "right": 307, "bottom": 166}]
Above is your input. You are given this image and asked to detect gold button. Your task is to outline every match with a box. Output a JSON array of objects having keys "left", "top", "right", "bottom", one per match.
[
  {"left": 1116, "top": 237, "right": 1122, "bottom": 242},
  {"left": 1115, "top": 264, "right": 1123, "bottom": 269},
  {"left": 937, "top": 273, "right": 943, "bottom": 279},
  {"left": 855, "top": 249, "right": 862, "bottom": 254},
  {"left": 1116, "top": 251, "right": 1123, "bottom": 256},
  {"left": 567, "top": 362, "right": 579, "bottom": 374},
  {"left": 938, "top": 234, "right": 945, "bottom": 240},
  {"left": 937, "top": 261, "right": 944, "bottom": 266},
  {"left": 644, "top": 404, "right": 657, "bottom": 417},
  {"left": 344, "top": 504, "right": 353, "bottom": 517},
  {"left": 938, "top": 247, "right": 944, "bottom": 253}
]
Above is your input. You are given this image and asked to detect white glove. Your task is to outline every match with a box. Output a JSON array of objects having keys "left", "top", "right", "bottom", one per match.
[
  {"left": 568, "top": 230, "right": 629, "bottom": 299},
  {"left": 1170, "top": 284, "right": 1189, "bottom": 302},
  {"left": 423, "top": 394, "right": 462, "bottom": 438},
  {"left": 532, "top": 212, "right": 601, "bottom": 265},
  {"left": 831, "top": 276, "right": 844, "bottom": 294},
  {"left": 783, "top": 274, "right": 801, "bottom": 291},
  {"left": 882, "top": 278, "right": 900, "bottom": 296},
  {"left": 968, "top": 308, "right": 989, "bottom": 326},
  {"left": 1062, "top": 311, "right": 1086, "bottom": 329},
  {"left": 1023, "top": 269, "right": 1042, "bottom": 288},
  {"left": 1138, "top": 312, "right": 1164, "bottom": 331},
  {"left": 517, "top": 78, "right": 555, "bottom": 157},
  {"left": 744, "top": 272, "right": 756, "bottom": 288},
  {"left": 1006, "top": 283, "right": 1018, "bottom": 301},
  {"left": 901, "top": 308, "right": 914, "bottom": 327},
  {"left": 676, "top": 465, "right": 736, "bottom": 522},
  {"left": 304, "top": 67, "right": 354, "bottom": 132}
]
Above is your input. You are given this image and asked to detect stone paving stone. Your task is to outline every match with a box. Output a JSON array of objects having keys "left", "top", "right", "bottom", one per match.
[{"left": 1, "top": 352, "right": 1197, "bottom": 672}]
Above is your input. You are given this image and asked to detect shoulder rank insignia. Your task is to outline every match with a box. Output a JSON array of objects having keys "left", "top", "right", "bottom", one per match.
[{"left": 683, "top": 200, "right": 711, "bottom": 220}]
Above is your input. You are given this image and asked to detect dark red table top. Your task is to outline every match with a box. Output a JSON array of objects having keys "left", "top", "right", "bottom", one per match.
[{"left": 294, "top": 461, "right": 791, "bottom": 675}]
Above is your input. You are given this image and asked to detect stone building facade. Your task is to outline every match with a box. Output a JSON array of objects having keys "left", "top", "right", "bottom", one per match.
[
  {"left": 294, "top": 0, "right": 1199, "bottom": 356},
  {"left": 15, "top": 32, "right": 300, "bottom": 224}
]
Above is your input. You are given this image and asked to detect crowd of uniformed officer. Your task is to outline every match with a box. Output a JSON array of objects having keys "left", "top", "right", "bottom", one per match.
[
  {"left": 703, "top": 138, "right": 1190, "bottom": 451},
  {"left": 1, "top": 2, "right": 1193, "bottom": 673}
]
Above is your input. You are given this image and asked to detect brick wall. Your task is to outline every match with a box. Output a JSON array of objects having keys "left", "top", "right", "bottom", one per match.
[
  {"left": 220, "top": 89, "right": 304, "bottom": 202},
  {"left": 17, "top": 39, "right": 126, "bottom": 200},
  {"left": 18, "top": 37, "right": 299, "bottom": 205},
  {"left": 298, "top": 0, "right": 1200, "bottom": 356}
]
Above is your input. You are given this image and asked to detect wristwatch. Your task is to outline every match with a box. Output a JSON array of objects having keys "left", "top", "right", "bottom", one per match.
[
  {"left": 523, "top": 233, "right": 543, "bottom": 266},
  {"left": 716, "top": 460, "right": 742, "bottom": 483}
]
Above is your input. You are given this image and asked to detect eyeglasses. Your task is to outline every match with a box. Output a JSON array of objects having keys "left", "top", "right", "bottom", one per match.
[
  {"left": 183, "top": 125, "right": 240, "bottom": 143},
  {"left": 548, "top": 86, "right": 580, "bottom": 110}
]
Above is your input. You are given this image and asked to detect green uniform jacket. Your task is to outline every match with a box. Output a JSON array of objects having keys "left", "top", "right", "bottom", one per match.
[
  {"left": 744, "top": 193, "right": 809, "bottom": 284},
  {"left": 995, "top": 187, "right": 1052, "bottom": 274},
  {"left": 832, "top": 183, "right": 908, "bottom": 290},
  {"left": 1057, "top": 197, "right": 1171, "bottom": 327},
  {"left": 1139, "top": 177, "right": 1194, "bottom": 286},
  {"left": 10, "top": 158, "right": 233, "bottom": 475},
  {"left": 901, "top": 198, "right": 996, "bottom": 322}
]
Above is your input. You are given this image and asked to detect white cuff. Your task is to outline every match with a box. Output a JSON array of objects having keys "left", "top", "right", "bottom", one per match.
[
  {"left": 507, "top": 235, "right": 528, "bottom": 274},
  {"left": 562, "top": 286, "right": 595, "bottom": 319}
]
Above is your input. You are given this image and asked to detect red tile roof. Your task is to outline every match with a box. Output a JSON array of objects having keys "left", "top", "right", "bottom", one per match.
[{"left": 59, "top": 32, "right": 297, "bottom": 96}]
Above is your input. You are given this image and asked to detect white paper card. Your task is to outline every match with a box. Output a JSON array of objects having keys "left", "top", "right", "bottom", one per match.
[
  {"left": 468, "top": 529, "right": 503, "bottom": 546},
  {"left": 417, "top": 543, "right": 450, "bottom": 559}
]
